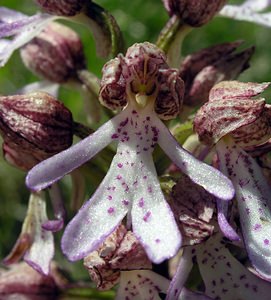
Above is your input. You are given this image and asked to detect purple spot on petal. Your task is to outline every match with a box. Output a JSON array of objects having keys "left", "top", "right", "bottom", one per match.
[
  {"left": 111, "top": 133, "right": 118, "bottom": 139},
  {"left": 108, "top": 195, "right": 112, "bottom": 200},
  {"left": 143, "top": 211, "right": 151, "bottom": 222},
  {"left": 254, "top": 224, "right": 262, "bottom": 231},
  {"left": 143, "top": 176, "right": 147, "bottom": 180},
  {"left": 138, "top": 197, "right": 144, "bottom": 207},
  {"left": 264, "top": 239, "right": 270, "bottom": 245},
  {"left": 155, "top": 239, "right": 161, "bottom": 243},
  {"left": 117, "top": 163, "right": 123, "bottom": 168},
  {"left": 120, "top": 118, "right": 128, "bottom": 127},
  {"left": 116, "top": 175, "right": 122, "bottom": 180},
  {"left": 123, "top": 200, "right": 129, "bottom": 206},
  {"left": 108, "top": 207, "right": 115, "bottom": 214},
  {"left": 148, "top": 186, "right": 153, "bottom": 193}
]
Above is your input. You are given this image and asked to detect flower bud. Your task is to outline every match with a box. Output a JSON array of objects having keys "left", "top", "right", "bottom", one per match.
[
  {"left": 194, "top": 81, "right": 271, "bottom": 147},
  {"left": 20, "top": 22, "right": 86, "bottom": 83},
  {"left": 180, "top": 42, "right": 254, "bottom": 107},
  {"left": 36, "top": 0, "right": 85, "bottom": 16},
  {"left": 0, "top": 92, "right": 73, "bottom": 170},
  {"left": 162, "top": 0, "right": 227, "bottom": 27},
  {"left": 84, "top": 225, "right": 151, "bottom": 290}
]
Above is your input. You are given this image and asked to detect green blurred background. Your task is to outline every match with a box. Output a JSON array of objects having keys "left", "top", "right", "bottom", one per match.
[{"left": 0, "top": 0, "right": 270, "bottom": 284}]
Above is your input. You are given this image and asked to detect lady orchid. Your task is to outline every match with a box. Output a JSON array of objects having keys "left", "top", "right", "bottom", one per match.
[
  {"left": 194, "top": 81, "right": 271, "bottom": 280},
  {"left": 26, "top": 42, "right": 234, "bottom": 265}
]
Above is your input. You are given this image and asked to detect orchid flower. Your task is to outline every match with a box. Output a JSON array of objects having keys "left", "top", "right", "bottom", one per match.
[
  {"left": 194, "top": 81, "right": 271, "bottom": 280},
  {"left": 3, "top": 192, "right": 54, "bottom": 275},
  {"left": 26, "top": 42, "right": 234, "bottom": 265},
  {"left": 169, "top": 233, "right": 271, "bottom": 300},
  {"left": 219, "top": 0, "right": 271, "bottom": 27}
]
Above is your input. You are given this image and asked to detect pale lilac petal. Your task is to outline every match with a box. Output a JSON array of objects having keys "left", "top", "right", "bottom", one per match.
[
  {"left": 0, "top": 14, "right": 55, "bottom": 67},
  {"left": 61, "top": 151, "right": 131, "bottom": 261},
  {"left": 0, "top": 7, "right": 27, "bottom": 23},
  {"left": 23, "top": 193, "right": 54, "bottom": 275},
  {"left": 116, "top": 270, "right": 170, "bottom": 300},
  {"left": 216, "top": 199, "right": 240, "bottom": 241},
  {"left": 219, "top": 4, "right": 271, "bottom": 27},
  {"left": 42, "top": 184, "right": 65, "bottom": 232},
  {"left": 166, "top": 248, "right": 193, "bottom": 300},
  {"left": 131, "top": 152, "right": 181, "bottom": 264},
  {"left": 217, "top": 138, "right": 271, "bottom": 280},
  {"left": 155, "top": 116, "right": 234, "bottom": 201},
  {"left": 197, "top": 234, "right": 271, "bottom": 300},
  {"left": 17, "top": 81, "right": 59, "bottom": 97},
  {"left": 26, "top": 112, "right": 124, "bottom": 191}
]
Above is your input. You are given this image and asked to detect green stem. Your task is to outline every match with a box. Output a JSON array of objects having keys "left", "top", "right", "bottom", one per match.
[
  {"left": 156, "top": 15, "right": 192, "bottom": 67},
  {"left": 72, "top": 2, "right": 124, "bottom": 58}
]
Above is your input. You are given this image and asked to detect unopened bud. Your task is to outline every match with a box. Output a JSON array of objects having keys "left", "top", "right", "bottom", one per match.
[
  {"left": 0, "top": 92, "right": 73, "bottom": 170},
  {"left": 20, "top": 22, "right": 86, "bottom": 83},
  {"left": 181, "top": 42, "right": 253, "bottom": 107},
  {"left": 36, "top": 0, "right": 85, "bottom": 16},
  {"left": 162, "top": 0, "right": 227, "bottom": 27},
  {"left": 194, "top": 81, "right": 271, "bottom": 147}
]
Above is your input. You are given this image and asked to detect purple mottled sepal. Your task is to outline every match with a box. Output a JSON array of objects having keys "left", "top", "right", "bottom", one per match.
[{"left": 194, "top": 81, "right": 271, "bottom": 146}]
